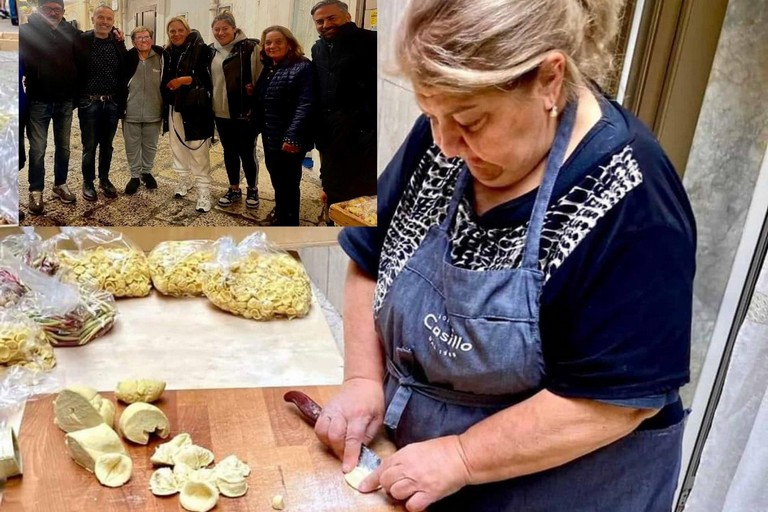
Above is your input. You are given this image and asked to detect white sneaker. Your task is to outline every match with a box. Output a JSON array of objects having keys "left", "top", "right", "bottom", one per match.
[
  {"left": 174, "top": 177, "right": 192, "bottom": 198},
  {"left": 196, "top": 193, "right": 212, "bottom": 213}
]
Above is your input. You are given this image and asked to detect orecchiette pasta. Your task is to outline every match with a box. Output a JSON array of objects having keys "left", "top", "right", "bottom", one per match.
[
  {"left": 336, "top": 196, "right": 377, "bottom": 226},
  {"left": 203, "top": 253, "right": 312, "bottom": 321},
  {"left": 58, "top": 247, "right": 151, "bottom": 298},
  {"left": 148, "top": 241, "right": 213, "bottom": 297},
  {"left": 0, "top": 322, "right": 56, "bottom": 372}
]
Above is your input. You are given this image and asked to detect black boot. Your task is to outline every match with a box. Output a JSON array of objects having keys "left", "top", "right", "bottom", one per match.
[
  {"left": 125, "top": 178, "right": 141, "bottom": 195},
  {"left": 141, "top": 173, "right": 158, "bottom": 189}
]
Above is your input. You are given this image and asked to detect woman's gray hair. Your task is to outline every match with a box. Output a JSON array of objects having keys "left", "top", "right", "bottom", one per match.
[{"left": 395, "top": 0, "right": 625, "bottom": 95}]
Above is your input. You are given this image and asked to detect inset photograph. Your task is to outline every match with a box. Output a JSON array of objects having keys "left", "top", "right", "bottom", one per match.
[{"left": 19, "top": 0, "right": 377, "bottom": 226}]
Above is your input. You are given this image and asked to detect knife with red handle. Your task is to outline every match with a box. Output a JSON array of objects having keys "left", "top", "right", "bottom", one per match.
[{"left": 283, "top": 390, "right": 381, "bottom": 471}]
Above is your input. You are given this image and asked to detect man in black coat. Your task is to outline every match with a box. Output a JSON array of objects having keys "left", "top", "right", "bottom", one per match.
[
  {"left": 73, "top": 5, "right": 127, "bottom": 201},
  {"left": 20, "top": 0, "right": 79, "bottom": 215},
  {"left": 310, "top": 0, "right": 377, "bottom": 210}
]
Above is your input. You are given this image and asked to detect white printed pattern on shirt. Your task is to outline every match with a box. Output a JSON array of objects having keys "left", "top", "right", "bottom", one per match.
[{"left": 374, "top": 145, "right": 644, "bottom": 314}]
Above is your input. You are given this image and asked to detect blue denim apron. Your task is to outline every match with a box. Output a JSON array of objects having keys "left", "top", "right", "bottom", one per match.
[{"left": 375, "top": 102, "right": 685, "bottom": 511}]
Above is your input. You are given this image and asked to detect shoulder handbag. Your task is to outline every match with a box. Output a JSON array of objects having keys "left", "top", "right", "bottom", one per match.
[{"left": 180, "top": 46, "right": 212, "bottom": 114}]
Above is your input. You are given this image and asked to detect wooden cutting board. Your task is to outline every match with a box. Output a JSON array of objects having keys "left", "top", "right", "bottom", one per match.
[{"left": 3, "top": 386, "right": 404, "bottom": 512}]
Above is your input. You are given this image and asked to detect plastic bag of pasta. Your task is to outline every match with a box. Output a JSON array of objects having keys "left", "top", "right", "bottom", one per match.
[
  {"left": 0, "top": 266, "right": 28, "bottom": 309},
  {"left": 148, "top": 240, "right": 214, "bottom": 297},
  {"left": 0, "top": 77, "right": 18, "bottom": 226},
  {"left": 27, "top": 288, "right": 117, "bottom": 347},
  {"left": 0, "top": 228, "right": 61, "bottom": 276},
  {"left": 47, "top": 227, "right": 152, "bottom": 298},
  {"left": 0, "top": 186, "right": 16, "bottom": 226},
  {"left": 0, "top": 254, "right": 116, "bottom": 347},
  {"left": 202, "top": 232, "right": 312, "bottom": 320},
  {"left": 0, "top": 254, "right": 78, "bottom": 315},
  {"left": 0, "top": 310, "right": 56, "bottom": 373}
]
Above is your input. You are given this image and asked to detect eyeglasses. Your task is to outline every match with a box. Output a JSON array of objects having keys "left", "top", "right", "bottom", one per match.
[
  {"left": 133, "top": 36, "right": 152, "bottom": 41},
  {"left": 40, "top": 6, "right": 64, "bottom": 14}
]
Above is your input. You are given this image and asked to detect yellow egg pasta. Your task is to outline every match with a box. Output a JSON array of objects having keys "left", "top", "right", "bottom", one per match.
[
  {"left": 203, "top": 252, "right": 312, "bottom": 321},
  {"left": 0, "top": 321, "right": 56, "bottom": 372},
  {"left": 148, "top": 241, "right": 213, "bottom": 297},
  {"left": 58, "top": 247, "right": 151, "bottom": 298},
  {"left": 336, "top": 196, "right": 377, "bottom": 226}
]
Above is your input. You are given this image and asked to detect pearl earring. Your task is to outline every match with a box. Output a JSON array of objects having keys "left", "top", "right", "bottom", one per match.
[{"left": 550, "top": 105, "right": 559, "bottom": 118}]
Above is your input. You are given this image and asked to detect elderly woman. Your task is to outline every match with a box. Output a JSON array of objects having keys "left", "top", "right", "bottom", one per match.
[
  {"left": 209, "top": 12, "right": 263, "bottom": 210},
  {"left": 317, "top": 1, "right": 696, "bottom": 511},
  {"left": 252, "top": 26, "right": 314, "bottom": 226},
  {"left": 161, "top": 17, "right": 214, "bottom": 213}
]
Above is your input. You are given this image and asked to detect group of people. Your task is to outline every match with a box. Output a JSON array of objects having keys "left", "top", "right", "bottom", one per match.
[{"left": 20, "top": 0, "right": 376, "bottom": 225}]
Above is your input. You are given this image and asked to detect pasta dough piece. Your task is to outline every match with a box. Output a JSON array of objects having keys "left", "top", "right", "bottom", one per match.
[
  {"left": 344, "top": 466, "right": 376, "bottom": 492},
  {"left": 271, "top": 494, "right": 285, "bottom": 510},
  {"left": 151, "top": 432, "right": 192, "bottom": 466},
  {"left": 94, "top": 453, "right": 132, "bottom": 487},
  {"left": 118, "top": 402, "right": 170, "bottom": 444},
  {"left": 53, "top": 386, "right": 115, "bottom": 433},
  {"left": 172, "top": 445, "right": 214, "bottom": 469},
  {"left": 173, "top": 462, "right": 216, "bottom": 486},
  {"left": 179, "top": 480, "right": 219, "bottom": 512},
  {"left": 215, "top": 468, "right": 248, "bottom": 498},
  {"left": 115, "top": 379, "right": 166, "bottom": 404},
  {"left": 149, "top": 467, "right": 179, "bottom": 496},
  {"left": 213, "top": 454, "right": 250, "bottom": 478},
  {"left": 0, "top": 424, "right": 22, "bottom": 479},
  {"left": 64, "top": 423, "right": 126, "bottom": 472}
]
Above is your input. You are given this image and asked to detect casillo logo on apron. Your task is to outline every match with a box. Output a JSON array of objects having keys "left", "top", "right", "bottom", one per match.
[{"left": 374, "top": 101, "right": 686, "bottom": 511}]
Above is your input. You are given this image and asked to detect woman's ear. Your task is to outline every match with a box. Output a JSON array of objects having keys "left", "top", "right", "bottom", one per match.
[{"left": 535, "top": 52, "right": 567, "bottom": 111}]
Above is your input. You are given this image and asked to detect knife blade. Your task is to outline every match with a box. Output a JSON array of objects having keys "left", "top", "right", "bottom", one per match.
[{"left": 283, "top": 390, "right": 382, "bottom": 472}]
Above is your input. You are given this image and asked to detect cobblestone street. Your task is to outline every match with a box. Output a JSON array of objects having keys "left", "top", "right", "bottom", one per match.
[{"left": 20, "top": 114, "right": 326, "bottom": 226}]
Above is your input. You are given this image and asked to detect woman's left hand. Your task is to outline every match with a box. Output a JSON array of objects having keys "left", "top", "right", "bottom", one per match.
[
  {"left": 167, "top": 77, "right": 192, "bottom": 91},
  {"left": 111, "top": 26, "right": 125, "bottom": 42},
  {"left": 358, "top": 435, "right": 471, "bottom": 512},
  {"left": 282, "top": 142, "right": 301, "bottom": 154}
]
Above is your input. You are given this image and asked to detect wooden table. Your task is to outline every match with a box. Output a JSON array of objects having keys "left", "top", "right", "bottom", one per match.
[{"left": 4, "top": 386, "right": 403, "bottom": 512}]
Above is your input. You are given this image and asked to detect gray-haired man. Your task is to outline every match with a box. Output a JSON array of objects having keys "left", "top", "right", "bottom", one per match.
[{"left": 310, "top": 0, "right": 377, "bottom": 208}]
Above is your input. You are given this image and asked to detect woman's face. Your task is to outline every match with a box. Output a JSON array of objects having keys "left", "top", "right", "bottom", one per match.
[
  {"left": 416, "top": 84, "right": 554, "bottom": 190},
  {"left": 264, "top": 31, "right": 290, "bottom": 63},
  {"left": 168, "top": 21, "right": 188, "bottom": 47},
  {"left": 213, "top": 20, "right": 236, "bottom": 46}
]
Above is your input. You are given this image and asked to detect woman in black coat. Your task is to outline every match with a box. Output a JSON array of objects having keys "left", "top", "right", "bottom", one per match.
[
  {"left": 161, "top": 17, "right": 215, "bottom": 213},
  {"left": 252, "top": 25, "right": 314, "bottom": 226}
]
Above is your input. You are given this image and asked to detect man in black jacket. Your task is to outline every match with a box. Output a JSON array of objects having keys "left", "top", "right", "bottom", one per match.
[
  {"left": 311, "top": 0, "right": 377, "bottom": 210},
  {"left": 74, "top": 5, "right": 127, "bottom": 201},
  {"left": 20, "top": 0, "right": 79, "bottom": 215}
]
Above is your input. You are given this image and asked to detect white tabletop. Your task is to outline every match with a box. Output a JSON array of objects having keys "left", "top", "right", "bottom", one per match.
[{"left": 3, "top": 289, "right": 344, "bottom": 434}]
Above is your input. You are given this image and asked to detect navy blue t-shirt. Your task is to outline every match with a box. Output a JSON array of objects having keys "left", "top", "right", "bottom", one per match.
[{"left": 340, "top": 97, "right": 696, "bottom": 429}]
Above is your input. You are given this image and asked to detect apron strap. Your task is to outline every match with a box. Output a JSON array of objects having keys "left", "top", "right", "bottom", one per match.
[
  {"left": 521, "top": 101, "right": 578, "bottom": 270},
  {"left": 383, "top": 351, "right": 535, "bottom": 430}
]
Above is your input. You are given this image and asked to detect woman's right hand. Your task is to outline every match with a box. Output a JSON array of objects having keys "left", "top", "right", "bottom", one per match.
[{"left": 314, "top": 376, "right": 385, "bottom": 473}]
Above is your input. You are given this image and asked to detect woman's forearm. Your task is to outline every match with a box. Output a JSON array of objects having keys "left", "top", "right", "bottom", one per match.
[
  {"left": 342, "top": 262, "right": 385, "bottom": 383},
  {"left": 457, "top": 390, "right": 658, "bottom": 484}
]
